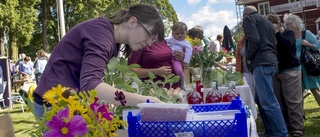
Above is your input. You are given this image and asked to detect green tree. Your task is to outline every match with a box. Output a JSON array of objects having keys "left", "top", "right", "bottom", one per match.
[
  {"left": 0, "top": 0, "right": 38, "bottom": 60},
  {"left": 0, "top": 1, "right": 5, "bottom": 56},
  {"left": 28, "top": 0, "right": 178, "bottom": 57}
]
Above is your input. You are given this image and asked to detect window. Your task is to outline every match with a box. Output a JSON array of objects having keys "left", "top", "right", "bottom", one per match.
[
  {"left": 289, "top": 0, "right": 300, "bottom": 2},
  {"left": 257, "top": 2, "right": 270, "bottom": 16}
]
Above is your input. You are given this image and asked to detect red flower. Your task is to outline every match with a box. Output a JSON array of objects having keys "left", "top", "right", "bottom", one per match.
[{"left": 114, "top": 90, "right": 126, "bottom": 106}]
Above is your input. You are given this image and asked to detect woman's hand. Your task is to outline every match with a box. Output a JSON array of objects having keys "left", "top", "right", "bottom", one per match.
[
  {"left": 165, "top": 87, "right": 181, "bottom": 96},
  {"left": 273, "top": 23, "right": 279, "bottom": 33},
  {"left": 301, "top": 39, "right": 315, "bottom": 50},
  {"left": 156, "top": 66, "right": 172, "bottom": 78},
  {"left": 173, "top": 51, "right": 184, "bottom": 61}
]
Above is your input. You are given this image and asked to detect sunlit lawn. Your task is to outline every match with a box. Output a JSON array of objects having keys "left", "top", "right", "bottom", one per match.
[
  {"left": 255, "top": 95, "right": 320, "bottom": 137},
  {"left": 0, "top": 94, "right": 319, "bottom": 137},
  {"left": 0, "top": 104, "right": 37, "bottom": 137}
]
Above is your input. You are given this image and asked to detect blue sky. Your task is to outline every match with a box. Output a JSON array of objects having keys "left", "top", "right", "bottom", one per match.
[{"left": 169, "top": 0, "right": 242, "bottom": 39}]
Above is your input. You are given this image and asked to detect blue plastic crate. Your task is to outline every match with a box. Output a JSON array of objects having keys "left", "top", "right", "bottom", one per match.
[{"left": 127, "top": 97, "right": 248, "bottom": 137}]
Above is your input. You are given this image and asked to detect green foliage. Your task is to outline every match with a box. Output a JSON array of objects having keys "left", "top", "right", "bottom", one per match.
[
  {"left": 1, "top": 0, "right": 179, "bottom": 59},
  {"left": 104, "top": 57, "right": 181, "bottom": 115},
  {"left": 194, "top": 44, "right": 224, "bottom": 69},
  {"left": 104, "top": 57, "right": 180, "bottom": 101},
  {"left": 199, "top": 44, "right": 224, "bottom": 68},
  {"left": 224, "top": 68, "right": 244, "bottom": 85},
  {"left": 232, "top": 22, "right": 244, "bottom": 43},
  {"left": 211, "top": 68, "right": 226, "bottom": 86}
]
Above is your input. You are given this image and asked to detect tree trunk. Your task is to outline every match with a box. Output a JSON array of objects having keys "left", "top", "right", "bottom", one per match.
[
  {"left": 0, "top": 28, "right": 5, "bottom": 57},
  {"left": 8, "top": 32, "right": 18, "bottom": 61},
  {"left": 41, "top": 0, "right": 49, "bottom": 52}
]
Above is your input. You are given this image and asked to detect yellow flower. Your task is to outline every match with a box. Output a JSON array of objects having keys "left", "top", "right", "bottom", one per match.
[
  {"left": 43, "top": 89, "right": 58, "bottom": 104},
  {"left": 67, "top": 101, "right": 89, "bottom": 121},
  {"left": 38, "top": 84, "right": 127, "bottom": 137},
  {"left": 54, "top": 84, "right": 78, "bottom": 104},
  {"left": 186, "top": 35, "right": 202, "bottom": 47},
  {"left": 43, "top": 84, "right": 78, "bottom": 105}
]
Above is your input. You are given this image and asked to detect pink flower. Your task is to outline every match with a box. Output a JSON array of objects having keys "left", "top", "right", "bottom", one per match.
[
  {"left": 44, "top": 108, "right": 88, "bottom": 137},
  {"left": 90, "top": 98, "right": 114, "bottom": 121},
  {"left": 192, "top": 46, "right": 202, "bottom": 54}
]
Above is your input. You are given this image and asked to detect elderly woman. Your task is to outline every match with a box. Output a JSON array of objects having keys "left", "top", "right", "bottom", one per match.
[
  {"left": 266, "top": 13, "right": 303, "bottom": 137},
  {"left": 283, "top": 13, "right": 320, "bottom": 136},
  {"left": 19, "top": 56, "right": 34, "bottom": 80}
]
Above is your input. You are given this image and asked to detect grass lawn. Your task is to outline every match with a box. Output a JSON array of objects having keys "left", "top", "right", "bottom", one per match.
[
  {"left": 255, "top": 95, "right": 320, "bottom": 137},
  {"left": 0, "top": 95, "right": 319, "bottom": 137}
]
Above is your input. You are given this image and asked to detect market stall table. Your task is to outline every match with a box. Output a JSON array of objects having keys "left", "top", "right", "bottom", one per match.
[
  {"left": 12, "top": 80, "right": 27, "bottom": 93},
  {"left": 201, "top": 79, "right": 257, "bottom": 120}
]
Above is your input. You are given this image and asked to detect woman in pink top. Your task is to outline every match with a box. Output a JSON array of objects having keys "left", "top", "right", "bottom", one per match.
[{"left": 128, "top": 40, "right": 181, "bottom": 89}]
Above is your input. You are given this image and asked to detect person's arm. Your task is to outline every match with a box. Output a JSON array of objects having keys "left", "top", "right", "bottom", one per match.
[
  {"left": 95, "top": 83, "right": 162, "bottom": 106},
  {"left": 243, "top": 16, "right": 260, "bottom": 62},
  {"left": 128, "top": 48, "right": 172, "bottom": 78},
  {"left": 130, "top": 66, "right": 172, "bottom": 78},
  {"left": 183, "top": 42, "right": 193, "bottom": 64},
  {"left": 301, "top": 30, "right": 320, "bottom": 51},
  {"left": 214, "top": 62, "right": 227, "bottom": 71},
  {"left": 275, "top": 29, "right": 295, "bottom": 49}
]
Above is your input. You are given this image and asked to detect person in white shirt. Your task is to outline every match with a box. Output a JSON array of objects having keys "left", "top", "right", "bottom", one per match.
[{"left": 209, "top": 34, "right": 223, "bottom": 53}]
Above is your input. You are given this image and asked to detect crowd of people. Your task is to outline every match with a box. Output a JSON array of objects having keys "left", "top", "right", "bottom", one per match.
[
  {"left": 10, "top": 50, "right": 49, "bottom": 84},
  {"left": 6, "top": 3, "right": 319, "bottom": 137},
  {"left": 240, "top": 6, "right": 320, "bottom": 137}
]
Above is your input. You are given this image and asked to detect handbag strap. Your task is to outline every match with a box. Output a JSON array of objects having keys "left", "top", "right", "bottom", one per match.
[{"left": 300, "top": 30, "right": 306, "bottom": 60}]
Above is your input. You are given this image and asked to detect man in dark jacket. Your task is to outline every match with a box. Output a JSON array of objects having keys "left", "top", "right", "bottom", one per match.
[{"left": 243, "top": 6, "right": 288, "bottom": 137}]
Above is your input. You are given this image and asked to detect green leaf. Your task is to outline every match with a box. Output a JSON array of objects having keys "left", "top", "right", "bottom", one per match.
[
  {"left": 116, "top": 64, "right": 129, "bottom": 73},
  {"left": 107, "top": 57, "right": 119, "bottom": 73},
  {"left": 128, "top": 63, "right": 141, "bottom": 69},
  {"left": 119, "top": 57, "right": 127, "bottom": 66},
  {"left": 148, "top": 71, "right": 156, "bottom": 79}
]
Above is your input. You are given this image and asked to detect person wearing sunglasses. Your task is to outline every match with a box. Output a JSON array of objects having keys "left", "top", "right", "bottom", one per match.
[{"left": 33, "top": 3, "right": 164, "bottom": 120}]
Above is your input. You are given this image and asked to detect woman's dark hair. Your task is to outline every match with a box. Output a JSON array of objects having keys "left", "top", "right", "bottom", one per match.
[
  {"left": 24, "top": 56, "right": 31, "bottom": 61},
  {"left": 108, "top": 3, "right": 164, "bottom": 58},
  {"left": 217, "top": 34, "right": 223, "bottom": 40},
  {"left": 188, "top": 28, "right": 204, "bottom": 40}
]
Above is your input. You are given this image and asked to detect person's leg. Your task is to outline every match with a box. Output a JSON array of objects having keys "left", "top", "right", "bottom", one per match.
[
  {"left": 310, "top": 88, "right": 320, "bottom": 106},
  {"left": 172, "top": 60, "right": 185, "bottom": 90},
  {"left": 253, "top": 66, "right": 288, "bottom": 137},
  {"left": 35, "top": 73, "right": 39, "bottom": 85},
  {"left": 243, "top": 73, "right": 255, "bottom": 97},
  {"left": 255, "top": 94, "right": 273, "bottom": 135},
  {"left": 179, "top": 79, "right": 186, "bottom": 91},
  {"left": 273, "top": 73, "right": 290, "bottom": 129},
  {"left": 172, "top": 60, "right": 184, "bottom": 78},
  {"left": 34, "top": 101, "right": 45, "bottom": 120},
  {"left": 254, "top": 72, "right": 273, "bottom": 135},
  {"left": 280, "top": 70, "right": 303, "bottom": 134}
]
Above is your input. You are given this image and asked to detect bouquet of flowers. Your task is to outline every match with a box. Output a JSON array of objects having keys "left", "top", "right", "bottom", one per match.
[
  {"left": 34, "top": 84, "right": 127, "bottom": 137},
  {"left": 186, "top": 35, "right": 202, "bottom": 68},
  {"left": 186, "top": 35, "right": 224, "bottom": 87}
]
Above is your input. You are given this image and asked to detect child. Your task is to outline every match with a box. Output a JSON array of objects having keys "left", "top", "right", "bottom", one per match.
[{"left": 166, "top": 22, "right": 192, "bottom": 90}]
